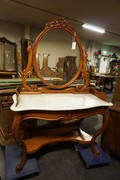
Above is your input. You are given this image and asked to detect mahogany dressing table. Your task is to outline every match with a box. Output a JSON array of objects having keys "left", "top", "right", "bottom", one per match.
[{"left": 11, "top": 18, "right": 112, "bottom": 173}]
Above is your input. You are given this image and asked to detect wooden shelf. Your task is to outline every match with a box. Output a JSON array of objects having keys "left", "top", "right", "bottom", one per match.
[{"left": 24, "top": 129, "right": 92, "bottom": 154}]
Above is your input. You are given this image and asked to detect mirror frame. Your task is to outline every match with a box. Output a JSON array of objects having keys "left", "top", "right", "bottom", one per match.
[
  {"left": 32, "top": 17, "right": 84, "bottom": 89},
  {"left": 20, "top": 17, "right": 89, "bottom": 95}
]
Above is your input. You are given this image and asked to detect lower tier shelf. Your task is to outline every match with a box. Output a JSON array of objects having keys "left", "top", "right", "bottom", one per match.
[{"left": 24, "top": 129, "right": 92, "bottom": 154}]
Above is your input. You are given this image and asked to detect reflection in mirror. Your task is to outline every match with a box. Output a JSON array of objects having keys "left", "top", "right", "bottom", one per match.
[{"left": 36, "top": 29, "right": 80, "bottom": 86}]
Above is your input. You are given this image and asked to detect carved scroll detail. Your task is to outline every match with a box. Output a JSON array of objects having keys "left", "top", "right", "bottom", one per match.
[
  {"left": 21, "top": 43, "right": 38, "bottom": 92},
  {"left": 45, "top": 17, "right": 76, "bottom": 36},
  {"left": 82, "top": 50, "right": 89, "bottom": 89},
  {"left": 74, "top": 50, "right": 89, "bottom": 93}
]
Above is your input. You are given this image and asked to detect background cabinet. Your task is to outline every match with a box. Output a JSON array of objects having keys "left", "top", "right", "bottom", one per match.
[
  {"left": 0, "top": 90, "right": 15, "bottom": 145},
  {"left": 0, "top": 37, "right": 17, "bottom": 78},
  {"left": 101, "top": 66, "right": 120, "bottom": 156},
  {"left": 0, "top": 78, "right": 41, "bottom": 146}
]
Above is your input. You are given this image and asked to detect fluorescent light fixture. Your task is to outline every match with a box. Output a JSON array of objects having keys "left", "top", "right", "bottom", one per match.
[{"left": 82, "top": 23, "right": 105, "bottom": 33}]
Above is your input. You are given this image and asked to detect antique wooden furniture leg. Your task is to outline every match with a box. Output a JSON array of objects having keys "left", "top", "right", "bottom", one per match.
[
  {"left": 91, "top": 108, "right": 109, "bottom": 155},
  {"left": 12, "top": 113, "right": 27, "bottom": 173},
  {"left": 16, "top": 144, "right": 27, "bottom": 174}
]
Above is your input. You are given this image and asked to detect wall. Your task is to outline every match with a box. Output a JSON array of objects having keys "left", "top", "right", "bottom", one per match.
[
  {"left": 0, "top": 20, "right": 24, "bottom": 51},
  {"left": 86, "top": 40, "right": 120, "bottom": 67},
  {"left": 0, "top": 20, "right": 120, "bottom": 70},
  {"left": 0, "top": 21, "right": 41, "bottom": 51},
  {"left": 94, "top": 41, "right": 120, "bottom": 57}
]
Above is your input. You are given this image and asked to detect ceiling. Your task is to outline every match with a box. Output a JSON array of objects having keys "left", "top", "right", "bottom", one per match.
[{"left": 1, "top": 0, "right": 120, "bottom": 47}]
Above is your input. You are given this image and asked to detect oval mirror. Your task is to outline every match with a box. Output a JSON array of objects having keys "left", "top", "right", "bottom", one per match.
[{"left": 33, "top": 18, "right": 84, "bottom": 89}]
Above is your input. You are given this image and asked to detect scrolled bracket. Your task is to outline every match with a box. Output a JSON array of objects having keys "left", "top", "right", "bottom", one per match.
[
  {"left": 21, "top": 43, "right": 38, "bottom": 92},
  {"left": 74, "top": 50, "right": 89, "bottom": 93},
  {"left": 22, "top": 43, "right": 32, "bottom": 89},
  {"left": 22, "top": 69, "right": 33, "bottom": 91}
]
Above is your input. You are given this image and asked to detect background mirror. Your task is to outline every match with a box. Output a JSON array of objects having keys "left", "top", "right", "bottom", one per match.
[{"left": 36, "top": 29, "right": 81, "bottom": 86}]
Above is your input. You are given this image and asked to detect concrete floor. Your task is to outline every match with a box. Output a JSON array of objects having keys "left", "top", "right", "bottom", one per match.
[{"left": 1, "top": 91, "right": 120, "bottom": 180}]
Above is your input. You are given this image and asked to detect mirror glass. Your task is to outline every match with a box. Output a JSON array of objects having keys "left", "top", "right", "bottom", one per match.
[{"left": 36, "top": 29, "right": 81, "bottom": 86}]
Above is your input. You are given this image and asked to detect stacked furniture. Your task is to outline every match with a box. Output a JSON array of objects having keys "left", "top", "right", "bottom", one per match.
[{"left": 101, "top": 66, "right": 120, "bottom": 156}]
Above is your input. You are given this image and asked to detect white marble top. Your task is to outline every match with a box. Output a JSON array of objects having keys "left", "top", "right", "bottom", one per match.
[{"left": 11, "top": 93, "right": 113, "bottom": 112}]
